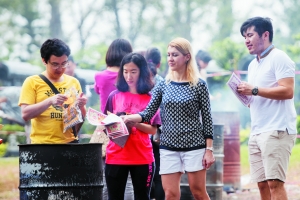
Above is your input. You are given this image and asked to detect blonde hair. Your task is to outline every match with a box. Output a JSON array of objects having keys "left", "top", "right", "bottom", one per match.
[{"left": 165, "top": 37, "right": 200, "bottom": 86}]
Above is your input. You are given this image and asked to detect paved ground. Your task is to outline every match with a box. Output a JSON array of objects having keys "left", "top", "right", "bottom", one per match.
[
  {"left": 222, "top": 174, "right": 300, "bottom": 200},
  {"left": 1, "top": 157, "right": 300, "bottom": 200}
]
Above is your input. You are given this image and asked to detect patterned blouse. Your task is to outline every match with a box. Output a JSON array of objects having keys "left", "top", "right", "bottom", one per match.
[{"left": 139, "top": 79, "right": 214, "bottom": 151}]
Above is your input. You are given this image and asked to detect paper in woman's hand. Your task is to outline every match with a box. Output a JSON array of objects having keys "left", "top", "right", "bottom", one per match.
[
  {"left": 86, "top": 107, "right": 107, "bottom": 126},
  {"left": 227, "top": 73, "right": 253, "bottom": 107},
  {"left": 86, "top": 107, "right": 129, "bottom": 147},
  {"left": 100, "top": 113, "right": 129, "bottom": 148}
]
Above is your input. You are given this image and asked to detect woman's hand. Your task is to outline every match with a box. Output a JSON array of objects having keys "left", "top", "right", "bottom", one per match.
[
  {"left": 202, "top": 150, "right": 215, "bottom": 170},
  {"left": 126, "top": 121, "right": 137, "bottom": 130},
  {"left": 120, "top": 114, "right": 141, "bottom": 124}
]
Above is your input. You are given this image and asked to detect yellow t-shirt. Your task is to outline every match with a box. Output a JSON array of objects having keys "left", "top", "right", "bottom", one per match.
[{"left": 18, "top": 73, "right": 82, "bottom": 144}]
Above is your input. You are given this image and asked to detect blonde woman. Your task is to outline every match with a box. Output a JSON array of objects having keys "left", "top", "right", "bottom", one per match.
[{"left": 122, "top": 37, "right": 214, "bottom": 200}]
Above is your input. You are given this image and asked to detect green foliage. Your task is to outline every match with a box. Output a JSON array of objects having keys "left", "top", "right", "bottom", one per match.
[
  {"left": 1, "top": 124, "right": 24, "bottom": 132},
  {"left": 277, "top": 0, "right": 300, "bottom": 45},
  {"left": 240, "top": 144, "right": 249, "bottom": 174},
  {"left": 296, "top": 116, "right": 300, "bottom": 144},
  {"left": 0, "top": 134, "right": 8, "bottom": 143},
  {"left": 0, "top": 143, "right": 7, "bottom": 157},
  {"left": 212, "top": 0, "right": 234, "bottom": 41},
  {"left": 240, "top": 143, "right": 300, "bottom": 173},
  {"left": 0, "top": 0, "right": 20, "bottom": 12},
  {"left": 16, "top": 134, "right": 26, "bottom": 144},
  {"left": 208, "top": 38, "right": 248, "bottom": 85},
  {"left": 74, "top": 43, "right": 109, "bottom": 70},
  {"left": 240, "top": 128, "right": 250, "bottom": 145},
  {"left": 0, "top": 0, "right": 43, "bottom": 61},
  {"left": 209, "top": 38, "right": 248, "bottom": 71},
  {"left": 290, "top": 142, "right": 300, "bottom": 168},
  {"left": 0, "top": 132, "right": 26, "bottom": 146},
  {"left": 81, "top": 123, "right": 96, "bottom": 135},
  {"left": 297, "top": 115, "right": 300, "bottom": 134},
  {"left": 1, "top": 0, "right": 300, "bottom": 74},
  {"left": 283, "top": 34, "right": 300, "bottom": 114},
  {"left": 283, "top": 34, "right": 300, "bottom": 64}
]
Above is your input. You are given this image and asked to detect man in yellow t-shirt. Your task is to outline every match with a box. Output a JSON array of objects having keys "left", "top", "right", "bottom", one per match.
[{"left": 18, "top": 38, "right": 87, "bottom": 144}]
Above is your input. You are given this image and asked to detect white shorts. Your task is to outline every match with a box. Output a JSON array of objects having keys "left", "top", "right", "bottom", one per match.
[{"left": 159, "top": 149, "right": 206, "bottom": 175}]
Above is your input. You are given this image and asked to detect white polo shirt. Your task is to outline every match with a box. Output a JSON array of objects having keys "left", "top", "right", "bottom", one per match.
[{"left": 248, "top": 48, "right": 297, "bottom": 135}]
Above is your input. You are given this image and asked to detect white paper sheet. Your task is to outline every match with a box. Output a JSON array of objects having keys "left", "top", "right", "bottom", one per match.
[{"left": 227, "top": 73, "right": 253, "bottom": 107}]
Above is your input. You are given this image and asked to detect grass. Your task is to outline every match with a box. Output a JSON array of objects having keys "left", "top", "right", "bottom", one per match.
[
  {"left": 0, "top": 157, "right": 19, "bottom": 200},
  {"left": 240, "top": 140, "right": 300, "bottom": 167},
  {"left": 289, "top": 141, "right": 300, "bottom": 168},
  {"left": 240, "top": 145, "right": 250, "bottom": 174},
  {"left": 240, "top": 141, "right": 300, "bottom": 181}
]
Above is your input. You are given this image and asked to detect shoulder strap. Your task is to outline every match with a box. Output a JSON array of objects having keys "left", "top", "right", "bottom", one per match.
[
  {"left": 39, "top": 74, "right": 78, "bottom": 139},
  {"left": 39, "top": 74, "right": 60, "bottom": 94}
]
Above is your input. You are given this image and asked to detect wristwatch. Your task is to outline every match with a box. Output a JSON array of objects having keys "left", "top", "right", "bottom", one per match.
[
  {"left": 252, "top": 86, "right": 259, "bottom": 96},
  {"left": 206, "top": 147, "right": 213, "bottom": 152}
]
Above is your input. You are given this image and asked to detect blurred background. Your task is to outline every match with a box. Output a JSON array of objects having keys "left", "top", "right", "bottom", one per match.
[{"left": 1, "top": 0, "right": 300, "bottom": 137}]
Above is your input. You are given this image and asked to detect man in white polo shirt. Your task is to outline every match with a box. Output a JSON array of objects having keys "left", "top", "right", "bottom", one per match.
[{"left": 237, "top": 17, "right": 297, "bottom": 200}]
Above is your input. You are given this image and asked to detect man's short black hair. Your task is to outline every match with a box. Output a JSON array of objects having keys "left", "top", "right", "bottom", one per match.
[
  {"left": 40, "top": 38, "right": 71, "bottom": 63},
  {"left": 240, "top": 17, "right": 273, "bottom": 42}
]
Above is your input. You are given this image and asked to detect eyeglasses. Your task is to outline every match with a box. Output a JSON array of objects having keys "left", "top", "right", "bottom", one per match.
[{"left": 49, "top": 61, "right": 69, "bottom": 69}]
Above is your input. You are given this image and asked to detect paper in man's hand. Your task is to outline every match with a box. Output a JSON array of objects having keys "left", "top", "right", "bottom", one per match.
[{"left": 227, "top": 73, "right": 253, "bottom": 107}]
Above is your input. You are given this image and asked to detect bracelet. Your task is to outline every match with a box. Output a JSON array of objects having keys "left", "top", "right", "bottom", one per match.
[{"left": 206, "top": 147, "right": 214, "bottom": 152}]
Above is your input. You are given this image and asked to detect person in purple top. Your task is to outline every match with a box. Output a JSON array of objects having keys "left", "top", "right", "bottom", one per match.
[{"left": 94, "top": 38, "right": 133, "bottom": 112}]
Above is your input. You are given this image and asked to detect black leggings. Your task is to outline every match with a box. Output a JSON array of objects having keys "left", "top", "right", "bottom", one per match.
[
  {"left": 150, "top": 139, "right": 165, "bottom": 200},
  {"left": 105, "top": 163, "right": 155, "bottom": 200}
]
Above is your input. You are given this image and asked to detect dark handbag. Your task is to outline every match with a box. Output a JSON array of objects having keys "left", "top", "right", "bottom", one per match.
[{"left": 39, "top": 74, "right": 82, "bottom": 139}]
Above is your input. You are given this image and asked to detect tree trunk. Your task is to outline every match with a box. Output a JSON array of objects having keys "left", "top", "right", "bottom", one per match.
[{"left": 48, "top": 0, "right": 64, "bottom": 40}]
